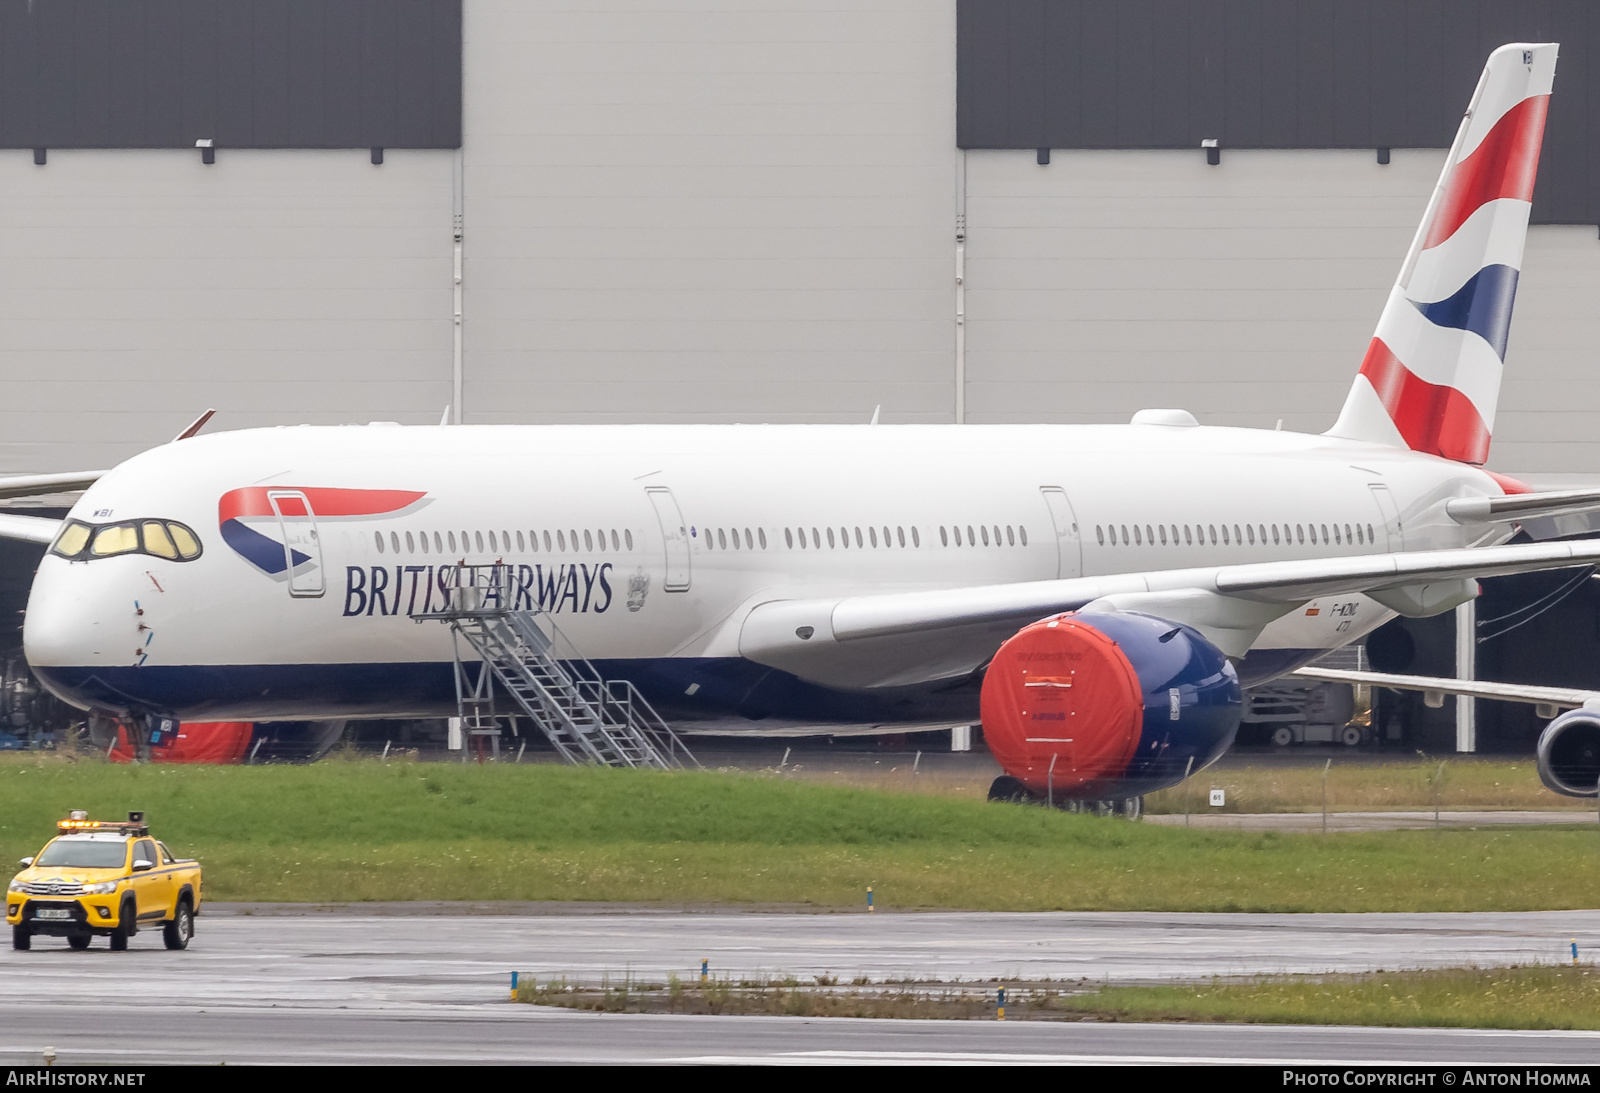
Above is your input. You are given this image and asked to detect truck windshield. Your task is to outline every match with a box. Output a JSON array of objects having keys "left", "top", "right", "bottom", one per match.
[{"left": 34, "top": 841, "right": 127, "bottom": 869}]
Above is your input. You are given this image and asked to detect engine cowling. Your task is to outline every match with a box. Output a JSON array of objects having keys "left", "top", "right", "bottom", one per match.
[
  {"left": 980, "top": 610, "right": 1242, "bottom": 800},
  {"left": 1537, "top": 710, "right": 1600, "bottom": 797}
]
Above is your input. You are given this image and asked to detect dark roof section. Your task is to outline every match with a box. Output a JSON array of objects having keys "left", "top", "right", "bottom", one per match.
[
  {"left": 958, "top": 0, "right": 1598, "bottom": 225},
  {"left": 0, "top": 0, "right": 461, "bottom": 150}
]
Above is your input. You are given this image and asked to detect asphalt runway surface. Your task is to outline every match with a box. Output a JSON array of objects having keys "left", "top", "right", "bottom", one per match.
[{"left": 4, "top": 908, "right": 1600, "bottom": 1064}]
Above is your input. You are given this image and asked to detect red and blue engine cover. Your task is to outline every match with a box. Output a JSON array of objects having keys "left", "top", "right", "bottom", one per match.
[{"left": 979, "top": 610, "right": 1241, "bottom": 799}]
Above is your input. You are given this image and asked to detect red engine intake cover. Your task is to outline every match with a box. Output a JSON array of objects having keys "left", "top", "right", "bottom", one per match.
[{"left": 980, "top": 615, "right": 1144, "bottom": 794}]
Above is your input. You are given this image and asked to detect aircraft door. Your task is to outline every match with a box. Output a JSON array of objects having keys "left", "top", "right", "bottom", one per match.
[
  {"left": 267, "top": 489, "right": 325, "bottom": 598},
  {"left": 1368, "top": 484, "right": 1404, "bottom": 551},
  {"left": 1038, "top": 487, "right": 1083, "bottom": 579},
  {"left": 645, "top": 486, "right": 691, "bottom": 592}
]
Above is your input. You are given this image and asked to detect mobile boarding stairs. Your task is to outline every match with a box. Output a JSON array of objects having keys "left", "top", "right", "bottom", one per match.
[{"left": 415, "top": 564, "right": 697, "bottom": 769}]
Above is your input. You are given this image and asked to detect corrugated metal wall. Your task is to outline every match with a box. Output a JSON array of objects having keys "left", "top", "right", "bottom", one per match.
[
  {"left": 958, "top": 0, "right": 1600, "bottom": 224},
  {"left": 0, "top": 0, "right": 461, "bottom": 149}
]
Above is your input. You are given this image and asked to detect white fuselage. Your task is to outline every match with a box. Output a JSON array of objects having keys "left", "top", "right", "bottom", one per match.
[{"left": 22, "top": 422, "right": 1506, "bottom": 722}]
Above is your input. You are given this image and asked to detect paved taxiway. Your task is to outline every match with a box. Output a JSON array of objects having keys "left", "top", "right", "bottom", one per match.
[{"left": 3, "top": 908, "right": 1599, "bottom": 1064}]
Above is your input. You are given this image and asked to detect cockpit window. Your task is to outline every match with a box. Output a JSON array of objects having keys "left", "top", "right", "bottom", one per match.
[
  {"left": 90, "top": 524, "right": 139, "bottom": 557},
  {"left": 50, "top": 519, "right": 203, "bottom": 563},
  {"left": 142, "top": 521, "right": 178, "bottom": 559},
  {"left": 51, "top": 522, "right": 91, "bottom": 558}
]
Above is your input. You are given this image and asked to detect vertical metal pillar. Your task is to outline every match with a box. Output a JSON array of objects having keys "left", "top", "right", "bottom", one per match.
[
  {"left": 1455, "top": 598, "right": 1476, "bottom": 752},
  {"left": 451, "top": 149, "right": 464, "bottom": 425},
  {"left": 954, "top": 151, "right": 966, "bottom": 424}
]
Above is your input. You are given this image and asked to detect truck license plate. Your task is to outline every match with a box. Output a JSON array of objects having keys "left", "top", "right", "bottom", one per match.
[{"left": 34, "top": 908, "right": 70, "bottom": 921}]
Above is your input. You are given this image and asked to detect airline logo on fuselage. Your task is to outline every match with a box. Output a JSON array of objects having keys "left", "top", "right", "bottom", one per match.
[
  {"left": 343, "top": 563, "right": 616, "bottom": 617},
  {"left": 219, "top": 487, "right": 427, "bottom": 576}
]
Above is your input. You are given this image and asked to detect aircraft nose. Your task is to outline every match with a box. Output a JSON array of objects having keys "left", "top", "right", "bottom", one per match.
[{"left": 22, "top": 557, "right": 118, "bottom": 709}]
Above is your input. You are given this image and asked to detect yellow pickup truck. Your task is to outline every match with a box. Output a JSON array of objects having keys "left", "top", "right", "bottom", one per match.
[{"left": 7, "top": 811, "right": 201, "bottom": 952}]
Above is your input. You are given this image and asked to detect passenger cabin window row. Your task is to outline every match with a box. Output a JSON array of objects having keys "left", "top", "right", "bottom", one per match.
[
  {"left": 938, "top": 524, "right": 1027, "bottom": 548},
  {"left": 375, "top": 527, "right": 637, "bottom": 556},
  {"left": 1095, "top": 522, "right": 1377, "bottom": 548},
  {"left": 704, "top": 527, "right": 767, "bottom": 550},
  {"left": 784, "top": 525, "right": 923, "bottom": 550},
  {"left": 50, "top": 519, "right": 203, "bottom": 562}
]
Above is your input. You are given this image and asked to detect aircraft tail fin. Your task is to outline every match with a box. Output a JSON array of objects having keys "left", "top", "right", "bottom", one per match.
[{"left": 1326, "top": 43, "right": 1557, "bottom": 465}]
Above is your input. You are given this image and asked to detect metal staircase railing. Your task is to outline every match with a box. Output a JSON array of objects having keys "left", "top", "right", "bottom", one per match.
[{"left": 415, "top": 564, "right": 697, "bottom": 770}]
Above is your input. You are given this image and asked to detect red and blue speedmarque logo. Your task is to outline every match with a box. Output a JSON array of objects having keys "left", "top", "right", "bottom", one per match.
[{"left": 218, "top": 487, "right": 426, "bottom": 577}]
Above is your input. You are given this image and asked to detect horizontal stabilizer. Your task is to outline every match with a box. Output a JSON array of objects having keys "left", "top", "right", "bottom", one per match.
[{"left": 1447, "top": 488, "right": 1600, "bottom": 524}]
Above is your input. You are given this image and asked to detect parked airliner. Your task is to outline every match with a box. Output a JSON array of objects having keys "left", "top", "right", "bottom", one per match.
[{"left": 6, "top": 43, "right": 1600, "bottom": 806}]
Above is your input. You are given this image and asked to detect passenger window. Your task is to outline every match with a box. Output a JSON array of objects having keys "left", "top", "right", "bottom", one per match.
[
  {"left": 470, "top": 531, "right": 480, "bottom": 553},
  {"left": 854, "top": 527, "right": 863, "bottom": 548},
  {"left": 1157, "top": 525, "right": 1166, "bottom": 546},
  {"left": 1121, "top": 525, "right": 1130, "bottom": 544},
  {"left": 50, "top": 521, "right": 92, "bottom": 559},
  {"left": 582, "top": 530, "right": 592, "bottom": 551},
  {"left": 1221, "top": 525, "right": 1229, "bottom": 545},
  {"left": 826, "top": 527, "right": 835, "bottom": 548},
  {"left": 1333, "top": 525, "right": 1341, "bottom": 544},
  {"left": 883, "top": 526, "right": 892, "bottom": 547},
  {"left": 543, "top": 531, "right": 553, "bottom": 552},
  {"left": 813, "top": 527, "right": 821, "bottom": 548},
  {"left": 1318, "top": 524, "right": 1327, "bottom": 544},
  {"left": 1245, "top": 525, "right": 1254, "bottom": 545},
  {"left": 1207, "top": 525, "right": 1216, "bottom": 545},
  {"left": 838, "top": 527, "right": 847, "bottom": 549},
  {"left": 403, "top": 531, "right": 414, "bottom": 553},
  {"left": 1356, "top": 525, "right": 1364, "bottom": 545},
  {"left": 375, "top": 531, "right": 386, "bottom": 554},
  {"left": 1183, "top": 525, "right": 1192, "bottom": 546},
  {"left": 717, "top": 528, "right": 727, "bottom": 550},
  {"left": 1368, "top": 523, "right": 1375, "bottom": 543},
  {"left": 758, "top": 528, "right": 767, "bottom": 549},
  {"left": 1145, "top": 524, "right": 1153, "bottom": 545},
  {"left": 785, "top": 528, "right": 795, "bottom": 549},
  {"left": 1018, "top": 526, "right": 1027, "bottom": 546},
  {"left": 1344, "top": 524, "right": 1353, "bottom": 545},
  {"left": 447, "top": 531, "right": 457, "bottom": 552},
  {"left": 557, "top": 531, "right": 566, "bottom": 552},
  {"left": 1232, "top": 524, "right": 1241, "bottom": 544},
  {"left": 1132, "top": 525, "right": 1141, "bottom": 546},
  {"left": 515, "top": 531, "right": 524, "bottom": 552},
  {"left": 142, "top": 521, "right": 179, "bottom": 559},
  {"left": 1296, "top": 524, "right": 1304, "bottom": 544},
  {"left": 982, "top": 525, "right": 991, "bottom": 546},
  {"left": 898, "top": 527, "right": 907, "bottom": 547},
  {"left": 912, "top": 526, "right": 920, "bottom": 547},
  {"left": 873, "top": 527, "right": 881, "bottom": 547},
  {"left": 626, "top": 529, "right": 635, "bottom": 550},
  {"left": 388, "top": 531, "right": 398, "bottom": 554},
  {"left": 488, "top": 530, "right": 498, "bottom": 552}
]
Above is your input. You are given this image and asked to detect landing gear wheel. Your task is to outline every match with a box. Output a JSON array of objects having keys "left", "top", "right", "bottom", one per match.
[
  {"left": 109, "top": 904, "right": 133, "bottom": 952},
  {"left": 67, "top": 934, "right": 91, "bottom": 951},
  {"left": 1271, "top": 727, "right": 1294, "bottom": 747},
  {"left": 1116, "top": 796, "right": 1144, "bottom": 820},
  {"left": 12, "top": 926, "right": 29, "bottom": 951},
  {"left": 987, "top": 775, "right": 1032, "bottom": 803},
  {"left": 163, "top": 902, "right": 193, "bottom": 951}
]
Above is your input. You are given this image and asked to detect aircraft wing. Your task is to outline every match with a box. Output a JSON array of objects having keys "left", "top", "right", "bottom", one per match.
[
  {"left": 0, "top": 513, "right": 63, "bottom": 545},
  {"left": 1294, "top": 666, "right": 1600, "bottom": 715},
  {"left": 0, "top": 471, "right": 105, "bottom": 500},
  {"left": 739, "top": 538, "right": 1600, "bottom": 690}
]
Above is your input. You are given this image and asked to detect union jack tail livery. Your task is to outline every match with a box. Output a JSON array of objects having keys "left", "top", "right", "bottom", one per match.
[{"left": 1328, "top": 43, "right": 1557, "bottom": 465}]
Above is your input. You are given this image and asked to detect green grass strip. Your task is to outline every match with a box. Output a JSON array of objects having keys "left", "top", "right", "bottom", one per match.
[
  {"left": 3, "top": 758, "right": 1598, "bottom": 910},
  {"left": 1056, "top": 966, "right": 1600, "bottom": 1030}
]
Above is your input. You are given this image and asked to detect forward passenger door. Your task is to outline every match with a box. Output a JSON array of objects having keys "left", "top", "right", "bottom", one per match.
[{"left": 1038, "top": 487, "right": 1083, "bottom": 579}]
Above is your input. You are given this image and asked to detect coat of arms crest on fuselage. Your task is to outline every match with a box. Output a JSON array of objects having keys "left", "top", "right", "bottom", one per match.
[{"left": 627, "top": 568, "right": 650, "bottom": 612}]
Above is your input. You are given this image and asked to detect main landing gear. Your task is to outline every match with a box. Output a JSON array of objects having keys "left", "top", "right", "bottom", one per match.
[{"left": 987, "top": 776, "right": 1143, "bottom": 820}]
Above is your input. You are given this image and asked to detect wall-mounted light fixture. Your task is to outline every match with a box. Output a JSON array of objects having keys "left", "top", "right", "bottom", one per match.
[
  {"left": 1201, "top": 138, "right": 1219, "bottom": 166},
  {"left": 195, "top": 138, "right": 214, "bottom": 165}
]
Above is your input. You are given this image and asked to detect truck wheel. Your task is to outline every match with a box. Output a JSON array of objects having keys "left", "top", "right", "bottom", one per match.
[
  {"left": 109, "top": 903, "right": 133, "bottom": 951},
  {"left": 67, "top": 935, "right": 91, "bottom": 951},
  {"left": 11, "top": 926, "right": 29, "bottom": 951},
  {"left": 163, "top": 901, "right": 193, "bottom": 951}
]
